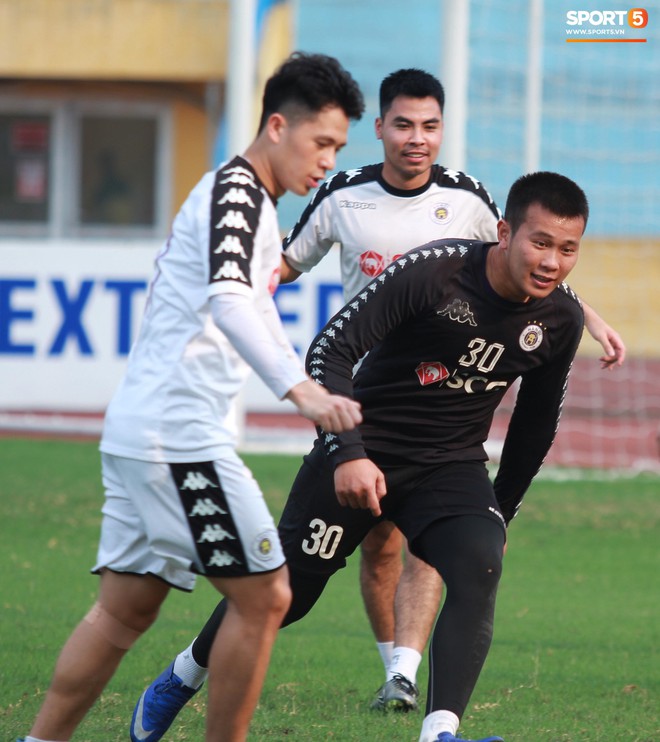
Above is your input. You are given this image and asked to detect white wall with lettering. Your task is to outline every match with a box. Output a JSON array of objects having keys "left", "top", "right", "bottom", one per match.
[{"left": 1, "top": 242, "right": 343, "bottom": 413}]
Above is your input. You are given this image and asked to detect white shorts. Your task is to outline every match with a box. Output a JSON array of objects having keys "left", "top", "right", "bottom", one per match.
[{"left": 94, "top": 450, "right": 285, "bottom": 591}]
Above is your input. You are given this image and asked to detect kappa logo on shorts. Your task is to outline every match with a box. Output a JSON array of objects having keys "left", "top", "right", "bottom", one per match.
[
  {"left": 188, "top": 497, "right": 227, "bottom": 517},
  {"left": 207, "top": 549, "right": 242, "bottom": 568},
  {"left": 171, "top": 462, "right": 248, "bottom": 574},
  {"left": 197, "top": 524, "right": 236, "bottom": 543},
  {"left": 180, "top": 471, "right": 219, "bottom": 491}
]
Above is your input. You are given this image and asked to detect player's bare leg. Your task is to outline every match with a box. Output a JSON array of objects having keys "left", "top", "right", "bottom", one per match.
[
  {"left": 369, "top": 541, "right": 443, "bottom": 713},
  {"left": 205, "top": 566, "right": 291, "bottom": 742},
  {"left": 391, "top": 543, "right": 443, "bottom": 666},
  {"left": 360, "top": 521, "right": 404, "bottom": 660},
  {"left": 387, "top": 547, "right": 442, "bottom": 696},
  {"left": 30, "top": 571, "right": 168, "bottom": 740}
]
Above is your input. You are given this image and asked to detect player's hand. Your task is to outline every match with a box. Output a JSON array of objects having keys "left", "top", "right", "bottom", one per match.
[
  {"left": 583, "top": 304, "right": 626, "bottom": 369},
  {"left": 286, "top": 380, "right": 362, "bottom": 433},
  {"left": 595, "top": 325, "right": 626, "bottom": 369},
  {"left": 334, "top": 458, "right": 386, "bottom": 517}
]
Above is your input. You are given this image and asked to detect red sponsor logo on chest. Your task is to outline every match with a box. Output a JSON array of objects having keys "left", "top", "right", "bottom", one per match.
[
  {"left": 359, "top": 250, "right": 385, "bottom": 277},
  {"left": 415, "top": 362, "right": 450, "bottom": 386}
]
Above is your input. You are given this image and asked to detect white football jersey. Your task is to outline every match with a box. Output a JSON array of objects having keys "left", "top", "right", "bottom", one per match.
[
  {"left": 101, "top": 156, "right": 303, "bottom": 463},
  {"left": 283, "top": 163, "right": 501, "bottom": 300}
]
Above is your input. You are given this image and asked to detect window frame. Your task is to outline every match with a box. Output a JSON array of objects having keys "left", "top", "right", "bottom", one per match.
[{"left": 0, "top": 94, "right": 172, "bottom": 240}]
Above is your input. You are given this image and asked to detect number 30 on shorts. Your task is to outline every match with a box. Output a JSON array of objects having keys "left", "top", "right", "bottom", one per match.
[{"left": 302, "top": 518, "right": 344, "bottom": 559}]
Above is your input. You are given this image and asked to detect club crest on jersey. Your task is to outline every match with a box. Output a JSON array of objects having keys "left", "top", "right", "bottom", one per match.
[
  {"left": 437, "top": 298, "right": 477, "bottom": 326},
  {"left": 359, "top": 250, "right": 386, "bottom": 277},
  {"left": 416, "top": 362, "right": 450, "bottom": 386},
  {"left": 519, "top": 323, "right": 544, "bottom": 352},
  {"left": 430, "top": 201, "right": 454, "bottom": 225},
  {"left": 254, "top": 531, "right": 277, "bottom": 561}
]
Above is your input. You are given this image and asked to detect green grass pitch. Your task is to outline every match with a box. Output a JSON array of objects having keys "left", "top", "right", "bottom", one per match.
[{"left": 1, "top": 438, "right": 657, "bottom": 741}]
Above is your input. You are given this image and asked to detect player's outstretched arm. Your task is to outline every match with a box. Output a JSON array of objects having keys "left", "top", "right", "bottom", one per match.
[
  {"left": 286, "top": 379, "right": 362, "bottom": 433},
  {"left": 582, "top": 301, "right": 626, "bottom": 369},
  {"left": 333, "top": 458, "right": 386, "bottom": 517}
]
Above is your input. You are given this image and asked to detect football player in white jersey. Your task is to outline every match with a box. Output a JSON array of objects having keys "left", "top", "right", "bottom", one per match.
[
  {"left": 20, "top": 52, "right": 365, "bottom": 742},
  {"left": 127, "top": 69, "right": 626, "bottom": 736}
]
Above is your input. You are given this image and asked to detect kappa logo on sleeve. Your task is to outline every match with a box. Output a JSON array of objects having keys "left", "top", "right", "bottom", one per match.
[
  {"left": 218, "top": 187, "right": 256, "bottom": 207},
  {"left": 212, "top": 260, "right": 248, "bottom": 282},
  {"left": 215, "top": 209, "right": 253, "bottom": 233},
  {"left": 219, "top": 166, "right": 257, "bottom": 187},
  {"left": 214, "top": 234, "right": 248, "bottom": 259}
]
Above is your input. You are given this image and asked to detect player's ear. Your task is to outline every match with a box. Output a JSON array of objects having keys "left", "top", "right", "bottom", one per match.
[
  {"left": 266, "top": 112, "right": 287, "bottom": 144},
  {"left": 497, "top": 218, "right": 511, "bottom": 247},
  {"left": 375, "top": 117, "right": 383, "bottom": 140}
]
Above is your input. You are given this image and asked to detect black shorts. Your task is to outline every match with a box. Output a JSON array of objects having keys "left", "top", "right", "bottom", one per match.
[{"left": 278, "top": 442, "right": 505, "bottom": 577}]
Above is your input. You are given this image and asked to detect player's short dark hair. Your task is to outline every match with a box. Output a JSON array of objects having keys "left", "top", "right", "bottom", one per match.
[
  {"left": 379, "top": 68, "right": 445, "bottom": 117},
  {"left": 504, "top": 171, "right": 590, "bottom": 235},
  {"left": 258, "top": 51, "right": 365, "bottom": 132}
]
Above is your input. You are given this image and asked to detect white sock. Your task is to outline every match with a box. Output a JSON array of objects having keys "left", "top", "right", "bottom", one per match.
[
  {"left": 387, "top": 645, "right": 422, "bottom": 685},
  {"left": 418, "top": 710, "right": 460, "bottom": 742},
  {"left": 172, "top": 639, "right": 208, "bottom": 690},
  {"left": 377, "top": 640, "right": 394, "bottom": 676},
  {"left": 24, "top": 737, "right": 62, "bottom": 742}
]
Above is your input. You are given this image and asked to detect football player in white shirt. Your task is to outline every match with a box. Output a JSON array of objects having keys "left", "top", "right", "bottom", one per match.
[{"left": 20, "top": 52, "right": 364, "bottom": 742}]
